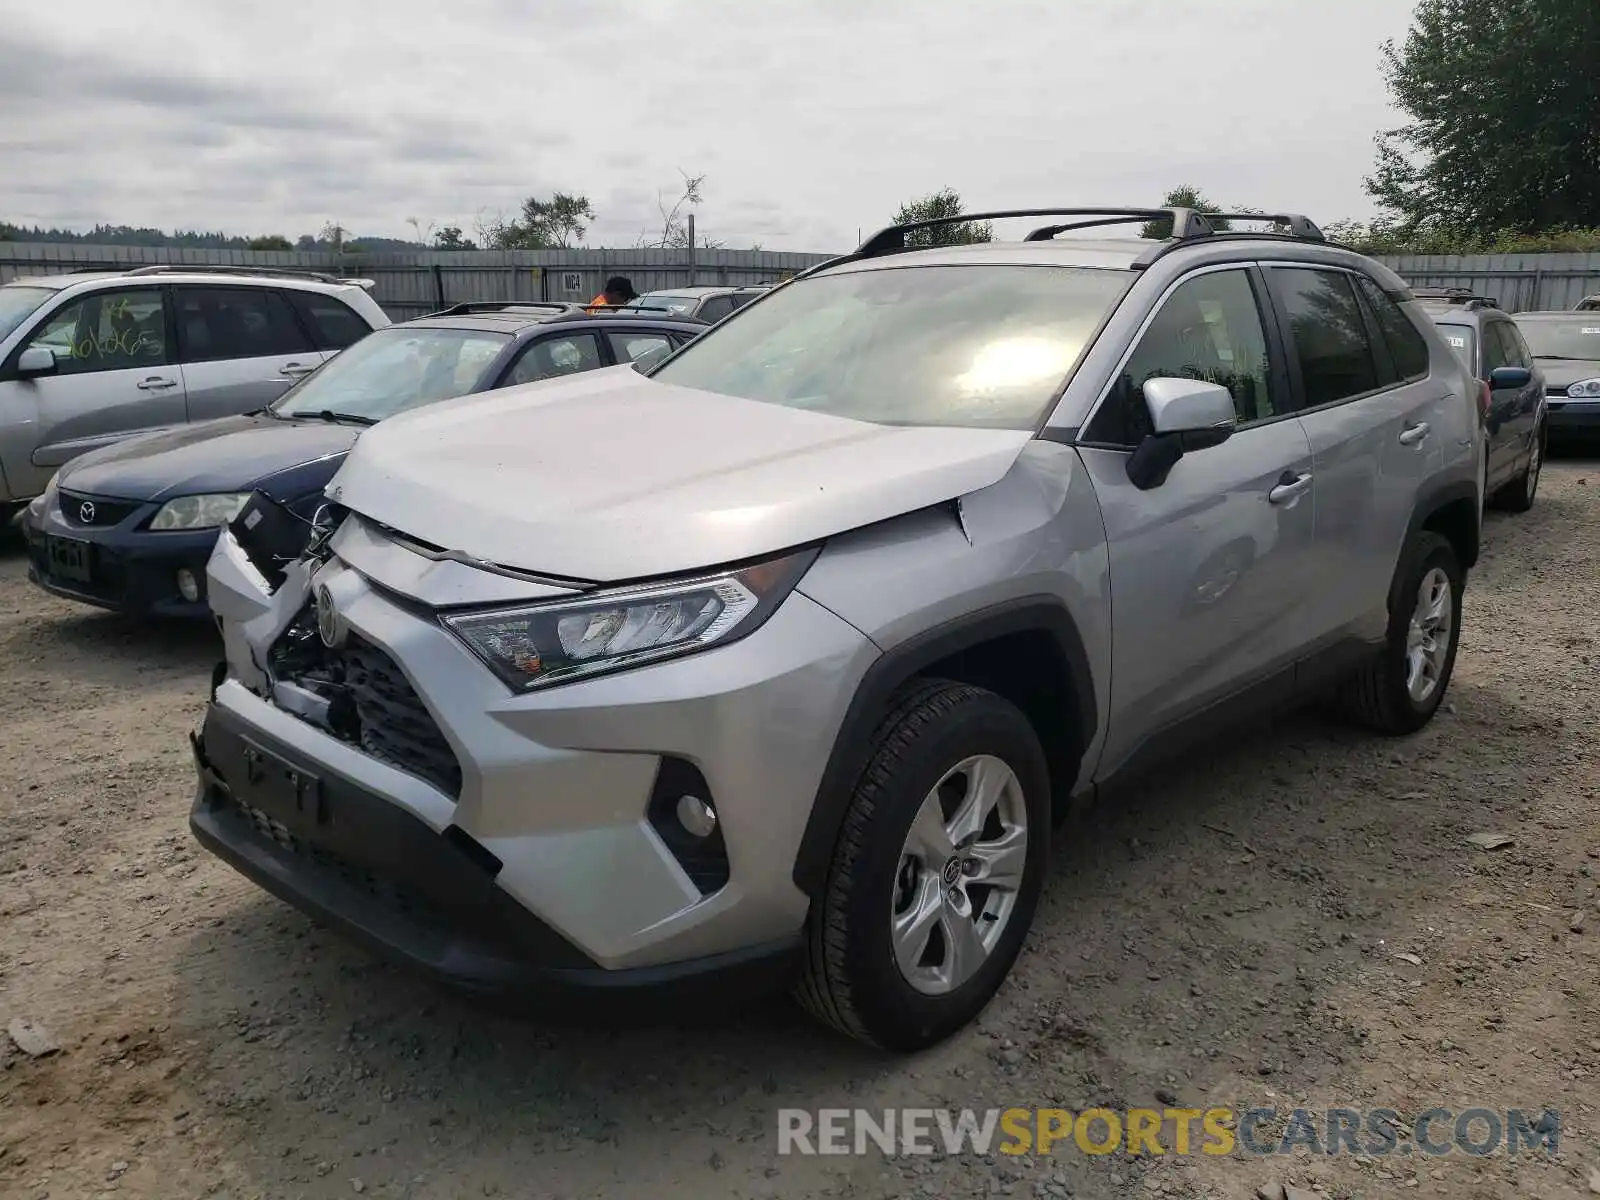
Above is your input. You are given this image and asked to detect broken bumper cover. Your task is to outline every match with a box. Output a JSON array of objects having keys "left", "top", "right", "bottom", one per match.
[{"left": 188, "top": 700, "right": 801, "bottom": 1011}]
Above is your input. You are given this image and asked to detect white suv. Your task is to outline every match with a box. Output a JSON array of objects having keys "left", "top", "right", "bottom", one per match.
[{"left": 0, "top": 265, "right": 389, "bottom": 516}]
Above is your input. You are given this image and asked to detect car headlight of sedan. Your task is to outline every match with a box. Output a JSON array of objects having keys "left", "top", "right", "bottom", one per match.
[
  {"left": 149, "top": 492, "right": 252, "bottom": 531},
  {"left": 442, "top": 548, "right": 818, "bottom": 691},
  {"left": 1567, "top": 378, "right": 1600, "bottom": 398}
]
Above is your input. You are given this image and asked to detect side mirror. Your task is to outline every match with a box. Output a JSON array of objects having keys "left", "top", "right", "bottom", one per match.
[
  {"left": 1488, "top": 365, "right": 1531, "bottom": 389},
  {"left": 632, "top": 345, "right": 671, "bottom": 373},
  {"left": 15, "top": 346, "right": 58, "bottom": 378},
  {"left": 1126, "top": 377, "right": 1238, "bottom": 491}
]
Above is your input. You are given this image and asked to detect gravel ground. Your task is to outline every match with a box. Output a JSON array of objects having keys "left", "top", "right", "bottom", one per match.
[{"left": 2, "top": 457, "right": 1598, "bottom": 1200}]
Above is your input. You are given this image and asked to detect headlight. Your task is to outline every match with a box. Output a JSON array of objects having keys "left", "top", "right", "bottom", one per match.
[
  {"left": 442, "top": 548, "right": 818, "bottom": 691},
  {"left": 149, "top": 492, "right": 252, "bottom": 531},
  {"left": 1567, "top": 378, "right": 1600, "bottom": 398}
]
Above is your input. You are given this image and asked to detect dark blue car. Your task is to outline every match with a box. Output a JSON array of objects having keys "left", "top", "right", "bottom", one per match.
[{"left": 23, "top": 302, "right": 706, "bottom": 617}]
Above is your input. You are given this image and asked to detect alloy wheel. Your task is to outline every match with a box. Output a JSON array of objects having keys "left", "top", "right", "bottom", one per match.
[{"left": 1405, "top": 566, "right": 1454, "bottom": 704}]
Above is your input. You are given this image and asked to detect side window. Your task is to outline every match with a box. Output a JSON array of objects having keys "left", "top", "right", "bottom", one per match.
[
  {"left": 1492, "top": 322, "right": 1529, "bottom": 369},
  {"left": 1087, "top": 269, "right": 1275, "bottom": 446},
  {"left": 607, "top": 331, "right": 672, "bottom": 364},
  {"left": 697, "top": 295, "right": 736, "bottom": 322},
  {"left": 1268, "top": 268, "right": 1380, "bottom": 408},
  {"left": 1355, "top": 276, "right": 1430, "bottom": 381},
  {"left": 1481, "top": 322, "right": 1514, "bottom": 373},
  {"left": 175, "top": 287, "right": 312, "bottom": 363},
  {"left": 728, "top": 291, "right": 758, "bottom": 311},
  {"left": 288, "top": 292, "right": 372, "bottom": 350},
  {"left": 504, "top": 332, "right": 602, "bottom": 386},
  {"left": 24, "top": 288, "right": 170, "bottom": 376}
]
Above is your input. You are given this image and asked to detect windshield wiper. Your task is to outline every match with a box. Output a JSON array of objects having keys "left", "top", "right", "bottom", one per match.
[{"left": 299, "top": 409, "right": 379, "bottom": 426}]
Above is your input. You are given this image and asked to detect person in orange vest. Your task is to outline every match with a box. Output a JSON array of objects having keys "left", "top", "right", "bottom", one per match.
[{"left": 587, "top": 275, "right": 638, "bottom": 310}]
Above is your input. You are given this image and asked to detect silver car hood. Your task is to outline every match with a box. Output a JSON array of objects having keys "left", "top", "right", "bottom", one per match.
[{"left": 325, "top": 364, "right": 1035, "bottom": 582}]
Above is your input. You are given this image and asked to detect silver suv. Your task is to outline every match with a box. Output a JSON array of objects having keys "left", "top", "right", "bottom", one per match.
[
  {"left": 0, "top": 265, "right": 389, "bottom": 516},
  {"left": 191, "top": 207, "right": 1483, "bottom": 1051}
]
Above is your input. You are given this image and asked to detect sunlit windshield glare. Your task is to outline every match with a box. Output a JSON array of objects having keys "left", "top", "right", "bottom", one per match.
[
  {"left": 1514, "top": 317, "right": 1600, "bottom": 361},
  {"left": 272, "top": 327, "right": 509, "bottom": 420},
  {"left": 0, "top": 286, "right": 57, "bottom": 343},
  {"left": 649, "top": 264, "right": 1134, "bottom": 429}
]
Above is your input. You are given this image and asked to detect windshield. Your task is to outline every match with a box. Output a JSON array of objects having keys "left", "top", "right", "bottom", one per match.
[
  {"left": 272, "top": 326, "right": 510, "bottom": 420},
  {"left": 0, "top": 286, "right": 57, "bottom": 343},
  {"left": 1435, "top": 322, "right": 1476, "bottom": 369},
  {"left": 649, "top": 264, "right": 1135, "bottom": 429},
  {"left": 1513, "top": 316, "right": 1600, "bottom": 362}
]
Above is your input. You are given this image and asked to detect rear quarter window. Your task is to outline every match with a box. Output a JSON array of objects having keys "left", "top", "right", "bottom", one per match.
[{"left": 289, "top": 291, "right": 374, "bottom": 350}]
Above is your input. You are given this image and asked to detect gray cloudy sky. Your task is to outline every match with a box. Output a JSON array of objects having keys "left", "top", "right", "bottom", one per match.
[{"left": 0, "top": 0, "right": 1416, "bottom": 252}]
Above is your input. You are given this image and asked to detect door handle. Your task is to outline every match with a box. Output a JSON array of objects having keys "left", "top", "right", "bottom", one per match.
[
  {"left": 136, "top": 377, "right": 177, "bottom": 391},
  {"left": 1268, "top": 471, "right": 1312, "bottom": 504},
  {"left": 1399, "top": 421, "right": 1431, "bottom": 445},
  {"left": 279, "top": 362, "right": 315, "bottom": 378}
]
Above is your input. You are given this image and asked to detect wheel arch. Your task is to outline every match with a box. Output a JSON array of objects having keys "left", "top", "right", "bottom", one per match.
[
  {"left": 792, "top": 597, "right": 1097, "bottom": 899},
  {"left": 1409, "top": 477, "right": 1480, "bottom": 578}
]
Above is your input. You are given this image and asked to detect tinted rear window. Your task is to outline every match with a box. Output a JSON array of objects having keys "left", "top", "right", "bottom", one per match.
[{"left": 289, "top": 291, "right": 373, "bottom": 350}]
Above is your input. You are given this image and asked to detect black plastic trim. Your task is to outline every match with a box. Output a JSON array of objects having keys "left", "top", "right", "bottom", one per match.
[
  {"left": 1404, "top": 476, "right": 1481, "bottom": 574},
  {"left": 792, "top": 597, "right": 1097, "bottom": 898}
]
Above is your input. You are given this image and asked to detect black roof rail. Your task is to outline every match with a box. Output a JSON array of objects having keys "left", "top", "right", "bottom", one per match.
[
  {"left": 1408, "top": 285, "right": 1499, "bottom": 310},
  {"left": 422, "top": 301, "right": 582, "bottom": 318},
  {"left": 121, "top": 263, "right": 376, "bottom": 288}
]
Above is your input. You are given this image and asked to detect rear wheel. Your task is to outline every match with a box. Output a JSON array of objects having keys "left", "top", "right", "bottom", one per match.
[
  {"left": 795, "top": 680, "right": 1051, "bottom": 1050},
  {"left": 1337, "top": 531, "right": 1463, "bottom": 735}
]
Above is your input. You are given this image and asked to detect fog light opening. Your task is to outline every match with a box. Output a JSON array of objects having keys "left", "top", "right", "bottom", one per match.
[
  {"left": 176, "top": 568, "right": 201, "bottom": 603},
  {"left": 676, "top": 794, "right": 718, "bottom": 839}
]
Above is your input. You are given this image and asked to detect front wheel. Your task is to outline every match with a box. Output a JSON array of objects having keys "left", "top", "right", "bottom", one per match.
[
  {"left": 1493, "top": 426, "right": 1543, "bottom": 513},
  {"left": 1336, "top": 531, "right": 1464, "bottom": 735},
  {"left": 795, "top": 680, "right": 1051, "bottom": 1050}
]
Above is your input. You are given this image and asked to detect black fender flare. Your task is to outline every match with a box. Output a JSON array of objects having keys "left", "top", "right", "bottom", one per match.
[
  {"left": 791, "top": 597, "right": 1098, "bottom": 899},
  {"left": 1401, "top": 476, "right": 1480, "bottom": 593}
]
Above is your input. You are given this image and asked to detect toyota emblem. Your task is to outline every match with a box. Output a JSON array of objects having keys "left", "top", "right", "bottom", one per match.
[
  {"left": 314, "top": 583, "right": 347, "bottom": 648},
  {"left": 78, "top": 501, "right": 96, "bottom": 523}
]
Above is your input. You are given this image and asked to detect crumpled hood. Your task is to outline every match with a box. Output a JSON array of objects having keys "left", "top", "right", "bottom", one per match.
[
  {"left": 60, "top": 414, "right": 359, "bottom": 501},
  {"left": 1538, "top": 360, "right": 1600, "bottom": 391},
  {"left": 327, "top": 365, "right": 1034, "bottom": 581}
]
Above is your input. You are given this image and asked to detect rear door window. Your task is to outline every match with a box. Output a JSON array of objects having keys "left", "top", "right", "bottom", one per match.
[
  {"left": 174, "top": 287, "right": 312, "bottom": 362},
  {"left": 1267, "top": 268, "right": 1381, "bottom": 408},
  {"left": 1355, "top": 276, "right": 1430, "bottom": 381}
]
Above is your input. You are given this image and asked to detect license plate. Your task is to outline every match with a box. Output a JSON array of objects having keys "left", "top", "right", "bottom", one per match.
[
  {"left": 46, "top": 535, "right": 93, "bottom": 584},
  {"left": 240, "top": 738, "right": 327, "bottom": 836}
]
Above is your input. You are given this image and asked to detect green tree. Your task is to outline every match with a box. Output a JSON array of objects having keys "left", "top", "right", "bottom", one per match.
[
  {"left": 432, "top": 225, "right": 476, "bottom": 250},
  {"left": 1141, "top": 186, "right": 1232, "bottom": 239},
  {"left": 890, "top": 187, "right": 992, "bottom": 247},
  {"left": 487, "top": 193, "right": 596, "bottom": 249},
  {"left": 1368, "top": 0, "right": 1600, "bottom": 237},
  {"left": 246, "top": 234, "right": 292, "bottom": 250}
]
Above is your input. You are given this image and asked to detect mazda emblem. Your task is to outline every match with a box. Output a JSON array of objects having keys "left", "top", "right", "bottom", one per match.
[
  {"left": 79, "top": 501, "right": 96, "bottom": 523},
  {"left": 314, "top": 583, "right": 347, "bottom": 648}
]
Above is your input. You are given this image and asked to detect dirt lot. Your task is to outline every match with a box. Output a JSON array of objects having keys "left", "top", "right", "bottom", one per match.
[{"left": 2, "top": 458, "right": 1598, "bottom": 1200}]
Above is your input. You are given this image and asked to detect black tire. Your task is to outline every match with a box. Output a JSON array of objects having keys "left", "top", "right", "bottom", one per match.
[
  {"left": 1336, "top": 531, "right": 1464, "bottom": 735},
  {"left": 1492, "top": 425, "right": 1543, "bottom": 514},
  {"left": 794, "top": 679, "right": 1051, "bottom": 1051}
]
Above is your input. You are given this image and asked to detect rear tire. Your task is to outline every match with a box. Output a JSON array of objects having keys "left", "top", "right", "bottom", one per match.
[
  {"left": 795, "top": 680, "right": 1051, "bottom": 1051},
  {"left": 1337, "top": 531, "right": 1463, "bottom": 735},
  {"left": 1492, "top": 425, "right": 1543, "bottom": 513}
]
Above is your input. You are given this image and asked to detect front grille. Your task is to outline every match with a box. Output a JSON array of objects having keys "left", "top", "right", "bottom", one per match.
[
  {"left": 343, "top": 637, "right": 463, "bottom": 797},
  {"left": 270, "top": 610, "right": 463, "bottom": 799},
  {"left": 59, "top": 490, "right": 142, "bottom": 528}
]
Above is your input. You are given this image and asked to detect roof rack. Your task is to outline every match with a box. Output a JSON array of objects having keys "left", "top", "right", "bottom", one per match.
[
  {"left": 1409, "top": 285, "right": 1499, "bottom": 310},
  {"left": 122, "top": 263, "right": 376, "bottom": 289},
  {"left": 423, "top": 301, "right": 583, "bottom": 318},
  {"left": 800, "top": 207, "right": 1327, "bottom": 280}
]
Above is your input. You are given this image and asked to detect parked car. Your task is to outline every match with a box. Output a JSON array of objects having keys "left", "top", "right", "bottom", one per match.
[
  {"left": 1574, "top": 295, "right": 1600, "bottom": 311},
  {"left": 0, "top": 265, "right": 389, "bottom": 523},
  {"left": 194, "top": 205, "right": 1482, "bottom": 1051},
  {"left": 1510, "top": 310, "right": 1600, "bottom": 444},
  {"left": 624, "top": 284, "right": 769, "bottom": 322},
  {"left": 1410, "top": 287, "right": 1545, "bottom": 512},
  {"left": 22, "top": 302, "right": 705, "bottom": 617}
]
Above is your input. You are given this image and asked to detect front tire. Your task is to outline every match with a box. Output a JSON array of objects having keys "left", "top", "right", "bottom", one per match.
[
  {"left": 1493, "top": 425, "right": 1543, "bottom": 513},
  {"left": 795, "top": 680, "right": 1051, "bottom": 1051},
  {"left": 1337, "top": 531, "right": 1464, "bottom": 735}
]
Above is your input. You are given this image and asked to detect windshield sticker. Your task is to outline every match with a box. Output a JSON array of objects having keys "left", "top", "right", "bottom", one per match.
[{"left": 1447, "top": 335, "right": 1466, "bottom": 349}]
